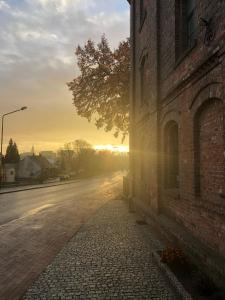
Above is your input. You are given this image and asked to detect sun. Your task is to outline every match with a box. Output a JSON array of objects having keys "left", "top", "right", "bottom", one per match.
[{"left": 94, "top": 144, "right": 129, "bottom": 153}]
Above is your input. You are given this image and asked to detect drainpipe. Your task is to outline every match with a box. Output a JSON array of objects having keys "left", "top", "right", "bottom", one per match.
[
  {"left": 130, "top": 0, "right": 136, "bottom": 199},
  {"left": 156, "top": 0, "right": 161, "bottom": 214}
]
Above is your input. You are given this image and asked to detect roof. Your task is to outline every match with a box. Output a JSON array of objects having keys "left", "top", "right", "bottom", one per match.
[{"left": 28, "top": 155, "right": 52, "bottom": 169}]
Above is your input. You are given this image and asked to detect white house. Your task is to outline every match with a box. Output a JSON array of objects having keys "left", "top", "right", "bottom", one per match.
[
  {"left": 4, "top": 164, "right": 16, "bottom": 183},
  {"left": 17, "top": 155, "right": 51, "bottom": 180}
]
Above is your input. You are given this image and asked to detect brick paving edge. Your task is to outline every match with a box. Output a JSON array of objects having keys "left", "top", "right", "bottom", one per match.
[{"left": 152, "top": 251, "right": 193, "bottom": 300}]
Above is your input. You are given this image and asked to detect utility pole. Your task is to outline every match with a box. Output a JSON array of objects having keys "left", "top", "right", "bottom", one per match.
[{"left": 0, "top": 107, "right": 28, "bottom": 187}]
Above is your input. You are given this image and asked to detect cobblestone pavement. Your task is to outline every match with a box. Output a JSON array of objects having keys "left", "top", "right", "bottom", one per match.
[
  {"left": 0, "top": 173, "right": 122, "bottom": 300},
  {"left": 23, "top": 199, "right": 177, "bottom": 300}
]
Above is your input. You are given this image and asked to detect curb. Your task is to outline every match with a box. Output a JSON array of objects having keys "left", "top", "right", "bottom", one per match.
[
  {"left": 152, "top": 251, "right": 193, "bottom": 300},
  {"left": 0, "top": 180, "right": 80, "bottom": 195}
]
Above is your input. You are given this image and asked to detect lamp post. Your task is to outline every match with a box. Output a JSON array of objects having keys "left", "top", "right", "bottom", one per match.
[{"left": 0, "top": 106, "right": 27, "bottom": 186}]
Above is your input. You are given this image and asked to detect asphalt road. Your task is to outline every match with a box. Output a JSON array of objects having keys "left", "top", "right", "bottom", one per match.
[{"left": 0, "top": 172, "right": 123, "bottom": 300}]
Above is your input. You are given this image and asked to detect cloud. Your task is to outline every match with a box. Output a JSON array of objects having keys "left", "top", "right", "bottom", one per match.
[
  {"left": 0, "top": 1, "right": 10, "bottom": 11},
  {"left": 0, "top": 0, "right": 130, "bottom": 151},
  {"left": 0, "top": 0, "right": 129, "bottom": 74},
  {"left": 36, "top": 0, "right": 94, "bottom": 12}
]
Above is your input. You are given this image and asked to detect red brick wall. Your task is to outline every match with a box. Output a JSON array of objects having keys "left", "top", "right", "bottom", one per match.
[
  {"left": 160, "top": 78, "right": 225, "bottom": 257},
  {"left": 197, "top": 99, "right": 224, "bottom": 200},
  {"left": 131, "top": 0, "right": 160, "bottom": 212},
  {"left": 130, "top": 0, "right": 225, "bottom": 259}
]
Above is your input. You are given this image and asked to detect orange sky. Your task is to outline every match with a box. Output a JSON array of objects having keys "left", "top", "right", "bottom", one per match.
[{"left": 0, "top": 0, "right": 129, "bottom": 154}]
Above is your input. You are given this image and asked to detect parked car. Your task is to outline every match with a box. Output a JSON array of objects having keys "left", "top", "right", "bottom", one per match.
[{"left": 59, "top": 174, "right": 70, "bottom": 181}]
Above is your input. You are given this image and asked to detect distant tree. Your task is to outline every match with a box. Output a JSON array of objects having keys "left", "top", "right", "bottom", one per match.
[
  {"left": 75, "top": 148, "right": 97, "bottom": 175},
  {"left": 68, "top": 36, "right": 130, "bottom": 141},
  {"left": 4, "top": 138, "right": 20, "bottom": 164},
  {"left": 56, "top": 151, "right": 66, "bottom": 171},
  {"left": 57, "top": 139, "right": 128, "bottom": 176},
  {"left": 57, "top": 144, "right": 74, "bottom": 173},
  {"left": 57, "top": 139, "right": 92, "bottom": 173},
  {"left": 72, "top": 139, "right": 92, "bottom": 155}
]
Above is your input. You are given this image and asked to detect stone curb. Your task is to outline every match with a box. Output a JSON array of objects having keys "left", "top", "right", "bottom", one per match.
[
  {"left": 152, "top": 251, "right": 193, "bottom": 300},
  {"left": 0, "top": 179, "right": 79, "bottom": 195}
]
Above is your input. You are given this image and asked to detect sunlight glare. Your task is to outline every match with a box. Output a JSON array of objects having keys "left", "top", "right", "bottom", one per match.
[{"left": 94, "top": 144, "right": 129, "bottom": 153}]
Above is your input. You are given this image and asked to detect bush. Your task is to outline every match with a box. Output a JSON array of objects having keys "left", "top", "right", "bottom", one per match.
[{"left": 160, "top": 246, "right": 187, "bottom": 265}]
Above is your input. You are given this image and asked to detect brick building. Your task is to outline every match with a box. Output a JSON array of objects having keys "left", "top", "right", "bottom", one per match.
[{"left": 127, "top": 0, "right": 225, "bottom": 284}]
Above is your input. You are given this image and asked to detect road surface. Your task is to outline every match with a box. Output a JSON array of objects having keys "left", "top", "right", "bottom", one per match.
[{"left": 0, "top": 172, "right": 123, "bottom": 300}]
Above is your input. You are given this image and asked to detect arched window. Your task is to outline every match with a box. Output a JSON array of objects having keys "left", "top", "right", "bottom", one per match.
[
  {"left": 194, "top": 99, "right": 224, "bottom": 198},
  {"left": 164, "top": 121, "right": 179, "bottom": 188},
  {"left": 175, "top": 0, "right": 197, "bottom": 60}
]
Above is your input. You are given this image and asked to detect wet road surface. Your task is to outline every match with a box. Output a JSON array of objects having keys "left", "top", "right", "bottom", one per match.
[{"left": 0, "top": 173, "right": 123, "bottom": 300}]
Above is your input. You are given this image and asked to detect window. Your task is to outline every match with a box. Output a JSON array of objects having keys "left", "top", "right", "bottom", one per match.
[
  {"left": 164, "top": 121, "right": 179, "bottom": 188},
  {"left": 175, "top": 0, "right": 197, "bottom": 60},
  {"left": 140, "top": 0, "right": 146, "bottom": 29},
  {"left": 140, "top": 139, "right": 145, "bottom": 181},
  {"left": 140, "top": 55, "right": 148, "bottom": 106},
  {"left": 140, "top": 0, "right": 144, "bottom": 21},
  {"left": 194, "top": 99, "right": 224, "bottom": 198},
  {"left": 140, "top": 154, "right": 145, "bottom": 181},
  {"left": 186, "top": 0, "right": 196, "bottom": 48}
]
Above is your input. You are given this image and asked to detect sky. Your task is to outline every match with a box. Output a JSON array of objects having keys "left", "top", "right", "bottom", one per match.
[{"left": 0, "top": 0, "right": 130, "bottom": 153}]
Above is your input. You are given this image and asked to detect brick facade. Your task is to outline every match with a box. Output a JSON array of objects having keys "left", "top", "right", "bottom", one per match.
[{"left": 128, "top": 0, "right": 225, "bottom": 284}]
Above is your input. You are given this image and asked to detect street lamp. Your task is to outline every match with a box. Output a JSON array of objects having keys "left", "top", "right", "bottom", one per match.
[{"left": 0, "top": 106, "right": 28, "bottom": 185}]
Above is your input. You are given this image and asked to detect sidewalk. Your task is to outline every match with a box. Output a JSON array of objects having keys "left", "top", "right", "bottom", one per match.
[{"left": 22, "top": 199, "right": 178, "bottom": 300}]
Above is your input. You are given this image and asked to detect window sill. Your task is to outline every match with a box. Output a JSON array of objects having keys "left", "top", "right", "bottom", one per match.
[{"left": 174, "top": 39, "right": 197, "bottom": 69}]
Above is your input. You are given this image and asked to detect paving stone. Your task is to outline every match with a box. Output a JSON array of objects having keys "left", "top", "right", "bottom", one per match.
[{"left": 23, "top": 200, "right": 177, "bottom": 299}]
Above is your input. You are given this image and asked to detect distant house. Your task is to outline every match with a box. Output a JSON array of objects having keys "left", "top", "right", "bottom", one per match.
[
  {"left": 17, "top": 155, "right": 52, "bottom": 181},
  {"left": 39, "top": 151, "right": 57, "bottom": 166},
  {"left": 20, "top": 152, "right": 33, "bottom": 159},
  {"left": 4, "top": 163, "right": 16, "bottom": 183}
]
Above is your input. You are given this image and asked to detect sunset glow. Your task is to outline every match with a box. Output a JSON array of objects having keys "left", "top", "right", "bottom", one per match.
[
  {"left": 94, "top": 145, "right": 129, "bottom": 153},
  {"left": 0, "top": 0, "right": 129, "bottom": 154}
]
